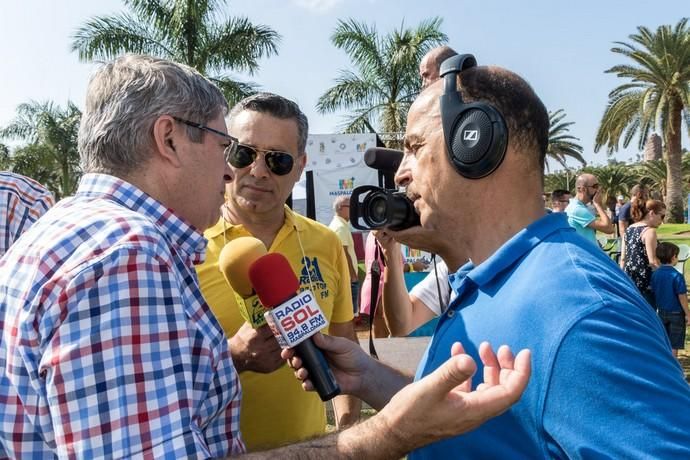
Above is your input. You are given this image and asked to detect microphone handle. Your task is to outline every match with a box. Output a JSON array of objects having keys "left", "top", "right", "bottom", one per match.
[{"left": 294, "top": 338, "right": 341, "bottom": 401}]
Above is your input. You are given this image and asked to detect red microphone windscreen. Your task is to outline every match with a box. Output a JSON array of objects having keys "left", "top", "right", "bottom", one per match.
[{"left": 249, "top": 253, "right": 301, "bottom": 309}]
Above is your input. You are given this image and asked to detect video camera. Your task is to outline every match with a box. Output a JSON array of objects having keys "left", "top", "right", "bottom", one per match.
[{"left": 349, "top": 148, "right": 420, "bottom": 231}]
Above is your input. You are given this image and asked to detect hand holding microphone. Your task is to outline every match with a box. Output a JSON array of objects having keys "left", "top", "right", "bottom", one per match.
[
  {"left": 219, "top": 237, "right": 283, "bottom": 373},
  {"left": 249, "top": 252, "right": 341, "bottom": 401}
]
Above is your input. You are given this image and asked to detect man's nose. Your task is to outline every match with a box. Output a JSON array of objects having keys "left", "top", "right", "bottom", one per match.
[{"left": 395, "top": 155, "right": 413, "bottom": 188}]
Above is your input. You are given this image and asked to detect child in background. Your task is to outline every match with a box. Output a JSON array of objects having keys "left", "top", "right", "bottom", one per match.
[{"left": 650, "top": 242, "right": 690, "bottom": 359}]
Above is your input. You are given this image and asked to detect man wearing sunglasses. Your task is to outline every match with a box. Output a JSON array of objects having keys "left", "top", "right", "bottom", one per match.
[
  {"left": 196, "top": 92, "right": 362, "bottom": 450},
  {"left": 565, "top": 173, "right": 615, "bottom": 245}
]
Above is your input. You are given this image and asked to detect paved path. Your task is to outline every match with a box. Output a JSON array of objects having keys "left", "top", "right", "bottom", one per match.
[{"left": 358, "top": 337, "right": 431, "bottom": 374}]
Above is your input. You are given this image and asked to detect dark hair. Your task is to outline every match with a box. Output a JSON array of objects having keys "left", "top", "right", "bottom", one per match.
[
  {"left": 458, "top": 67, "right": 549, "bottom": 171},
  {"left": 631, "top": 198, "right": 665, "bottom": 222},
  {"left": 657, "top": 242, "right": 679, "bottom": 265},
  {"left": 228, "top": 92, "right": 309, "bottom": 154},
  {"left": 551, "top": 189, "right": 570, "bottom": 201}
]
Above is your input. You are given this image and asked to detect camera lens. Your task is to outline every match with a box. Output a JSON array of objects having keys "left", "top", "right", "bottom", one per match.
[
  {"left": 363, "top": 192, "right": 389, "bottom": 227},
  {"left": 349, "top": 185, "right": 420, "bottom": 231}
]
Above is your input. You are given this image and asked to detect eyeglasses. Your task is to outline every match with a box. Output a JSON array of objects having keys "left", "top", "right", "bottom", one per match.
[
  {"left": 229, "top": 143, "right": 295, "bottom": 176},
  {"left": 587, "top": 183, "right": 599, "bottom": 189},
  {"left": 172, "top": 116, "right": 238, "bottom": 164}
]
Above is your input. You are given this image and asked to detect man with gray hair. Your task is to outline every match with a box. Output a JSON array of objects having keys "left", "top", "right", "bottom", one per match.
[
  {"left": 0, "top": 54, "right": 244, "bottom": 458},
  {"left": 329, "top": 194, "right": 360, "bottom": 315},
  {"left": 0, "top": 55, "right": 531, "bottom": 459}
]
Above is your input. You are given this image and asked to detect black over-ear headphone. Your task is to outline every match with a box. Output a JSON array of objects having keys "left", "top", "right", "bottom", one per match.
[{"left": 439, "top": 54, "right": 508, "bottom": 179}]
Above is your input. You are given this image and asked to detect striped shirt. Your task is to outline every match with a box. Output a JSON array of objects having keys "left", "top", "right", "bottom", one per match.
[
  {"left": 0, "top": 171, "right": 54, "bottom": 256},
  {"left": 0, "top": 173, "right": 244, "bottom": 459}
]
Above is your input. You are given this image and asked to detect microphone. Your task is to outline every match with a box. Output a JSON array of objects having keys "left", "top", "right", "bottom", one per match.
[
  {"left": 218, "top": 236, "right": 269, "bottom": 328},
  {"left": 364, "top": 147, "right": 403, "bottom": 173},
  {"left": 249, "top": 252, "right": 341, "bottom": 401}
]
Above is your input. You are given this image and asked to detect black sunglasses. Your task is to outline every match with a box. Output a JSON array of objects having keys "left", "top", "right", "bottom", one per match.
[
  {"left": 172, "top": 116, "right": 238, "bottom": 164},
  {"left": 229, "top": 143, "right": 295, "bottom": 176}
]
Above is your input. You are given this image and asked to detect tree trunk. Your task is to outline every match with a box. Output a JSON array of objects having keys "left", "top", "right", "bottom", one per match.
[{"left": 664, "top": 99, "right": 684, "bottom": 223}]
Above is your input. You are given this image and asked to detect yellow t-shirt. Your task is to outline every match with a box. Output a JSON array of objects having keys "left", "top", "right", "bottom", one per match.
[{"left": 196, "top": 206, "right": 354, "bottom": 450}]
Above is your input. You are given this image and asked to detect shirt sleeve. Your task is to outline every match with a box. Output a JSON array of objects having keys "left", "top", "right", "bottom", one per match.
[
  {"left": 619, "top": 203, "right": 631, "bottom": 222},
  {"left": 675, "top": 272, "right": 687, "bottom": 295},
  {"left": 39, "top": 246, "right": 242, "bottom": 459},
  {"left": 409, "top": 259, "right": 451, "bottom": 316},
  {"left": 329, "top": 235, "right": 355, "bottom": 324},
  {"left": 566, "top": 204, "right": 595, "bottom": 229},
  {"left": 542, "top": 305, "right": 690, "bottom": 458}
]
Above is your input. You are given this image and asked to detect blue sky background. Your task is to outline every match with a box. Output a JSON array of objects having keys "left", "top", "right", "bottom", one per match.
[{"left": 1, "top": 0, "right": 687, "bottom": 169}]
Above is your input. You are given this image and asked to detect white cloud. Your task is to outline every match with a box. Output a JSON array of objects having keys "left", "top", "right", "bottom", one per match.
[{"left": 290, "top": 0, "right": 345, "bottom": 13}]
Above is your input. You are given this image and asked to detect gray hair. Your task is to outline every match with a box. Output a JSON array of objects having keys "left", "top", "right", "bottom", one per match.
[
  {"left": 228, "top": 92, "right": 309, "bottom": 154},
  {"left": 333, "top": 195, "right": 350, "bottom": 211},
  {"left": 79, "top": 54, "right": 228, "bottom": 175}
]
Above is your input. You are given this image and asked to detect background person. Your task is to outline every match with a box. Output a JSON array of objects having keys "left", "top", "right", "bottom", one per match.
[
  {"left": 565, "top": 173, "right": 615, "bottom": 244},
  {"left": 621, "top": 199, "right": 665, "bottom": 301},
  {"left": 419, "top": 45, "right": 458, "bottom": 89},
  {"left": 359, "top": 45, "right": 461, "bottom": 338},
  {"left": 195, "top": 92, "right": 361, "bottom": 450},
  {"left": 549, "top": 188, "right": 570, "bottom": 213},
  {"left": 618, "top": 183, "right": 649, "bottom": 237},
  {"left": 651, "top": 242, "right": 690, "bottom": 359},
  {"left": 0, "top": 170, "right": 54, "bottom": 256},
  {"left": 329, "top": 195, "right": 360, "bottom": 316}
]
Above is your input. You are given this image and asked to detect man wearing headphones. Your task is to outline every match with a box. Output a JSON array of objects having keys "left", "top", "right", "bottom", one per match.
[{"left": 290, "top": 56, "right": 690, "bottom": 458}]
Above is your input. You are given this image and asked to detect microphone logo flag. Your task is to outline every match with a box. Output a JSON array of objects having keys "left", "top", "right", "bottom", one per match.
[
  {"left": 264, "top": 290, "right": 328, "bottom": 348},
  {"left": 233, "top": 292, "right": 267, "bottom": 328}
]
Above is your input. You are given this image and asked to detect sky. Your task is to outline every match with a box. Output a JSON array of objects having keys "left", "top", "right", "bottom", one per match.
[{"left": 0, "top": 0, "right": 688, "bottom": 170}]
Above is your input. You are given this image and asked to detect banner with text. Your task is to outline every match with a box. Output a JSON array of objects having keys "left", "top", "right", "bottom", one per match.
[{"left": 305, "top": 134, "right": 378, "bottom": 225}]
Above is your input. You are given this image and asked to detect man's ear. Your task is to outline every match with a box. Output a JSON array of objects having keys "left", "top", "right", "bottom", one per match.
[
  {"left": 152, "top": 115, "right": 183, "bottom": 168},
  {"left": 296, "top": 152, "right": 307, "bottom": 176}
]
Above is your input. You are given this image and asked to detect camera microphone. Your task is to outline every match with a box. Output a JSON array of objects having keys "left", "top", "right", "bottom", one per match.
[{"left": 364, "top": 147, "right": 403, "bottom": 173}]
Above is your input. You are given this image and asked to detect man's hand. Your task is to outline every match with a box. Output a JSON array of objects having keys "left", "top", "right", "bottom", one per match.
[
  {"left": 376, "top": 226, "right": 437, "bottom": 254},
  {"left": 593, "top": 190, "right": 604, "bottom": 207},
  {"left": 411, "top": 260, "right": 429, "bottom": 272},
  {"left": 378, "top": 341, "right": 531, "bottom": 452},
  {"left": 282, "top": 333, "right": 371, "bottom": 397},
  {"left": 230, "top": 322, "right": 284, "bottom": 373}
]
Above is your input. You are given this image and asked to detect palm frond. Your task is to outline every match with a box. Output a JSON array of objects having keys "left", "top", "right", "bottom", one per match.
[{"left": 71, "top": 13, "right": 173, "bottom": 61}]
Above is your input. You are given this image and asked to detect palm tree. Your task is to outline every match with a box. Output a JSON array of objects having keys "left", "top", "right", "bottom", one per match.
[
  {"left": 595, "top": 19, "right": 690, "bottom": 222},
  {"left": 317, "top": 18, "right": 447, "bottom": 147},
  {"left": 71, "top": 0, "right": 280, "bottom": 105},
  {"left": 0, "top": 143, "right": 10, "bottom": 169},
  {"left": 544, "top": 169, "right": 579, "bottom": 194},
  {"left": 545, "top": 109, "right": 585, "bottom": 170},
  {"left": 0, "top": 101, "right": 82, "bottom": 199},
  {"left": 636, "top": 158, "right": 690, "bottom": 202}
]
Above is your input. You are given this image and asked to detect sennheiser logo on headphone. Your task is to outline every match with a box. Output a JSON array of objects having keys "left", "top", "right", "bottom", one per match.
[{"left": 463, "top": 130, "right": 479, "bottom": 141}]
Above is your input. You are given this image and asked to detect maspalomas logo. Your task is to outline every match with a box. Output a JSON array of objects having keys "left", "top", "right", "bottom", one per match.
[{"left": 463, "top": 129, "right": 479, "bottom": 141}]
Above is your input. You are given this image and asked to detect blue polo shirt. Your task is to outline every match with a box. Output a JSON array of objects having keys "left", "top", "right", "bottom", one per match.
[
  {"left": 410, "top": 213, "right": 690, "bottom": 459},
  {"left": 651, "top": 265, "right": 687, "bottom": 312}
]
